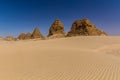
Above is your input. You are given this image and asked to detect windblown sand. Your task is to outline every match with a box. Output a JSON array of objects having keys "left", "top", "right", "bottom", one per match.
[{"left": 0, "top": 36, "right": 120, "bottom": 80}]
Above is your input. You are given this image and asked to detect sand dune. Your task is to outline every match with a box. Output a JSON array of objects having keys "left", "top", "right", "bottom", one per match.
[{"left": 0, "top": 36, "right": 120, "bottom": 80}]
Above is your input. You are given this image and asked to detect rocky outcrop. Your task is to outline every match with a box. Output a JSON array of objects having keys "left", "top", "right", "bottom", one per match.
[
  {"left": 67, "top": 19, "right": 107, "bottom": 36},
  {"left": 31, "top": 27, "right": 44, "bottom": 39},
  {"left": 48, "top": 19, "right": 65, "bottom": 38}
]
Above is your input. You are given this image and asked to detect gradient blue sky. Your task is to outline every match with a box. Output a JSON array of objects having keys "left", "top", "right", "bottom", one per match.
[{"left": 0, "top": 0, "right": 120, "bottom": 37}]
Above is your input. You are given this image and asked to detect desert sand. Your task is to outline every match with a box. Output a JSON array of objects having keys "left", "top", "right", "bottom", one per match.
[{"left": 0, "top": 36, "right": 120, "bottom": 80}]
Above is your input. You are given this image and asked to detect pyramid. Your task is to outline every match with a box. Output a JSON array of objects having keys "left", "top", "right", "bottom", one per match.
[
  {"left": 18, "top": 33, "right": 26, "bottom": 40},
  {"left": 25, "top": 32, "right": 31, "bottom": 39},
  {"left": 67, "top": 19, "right": 107, "bottom": 36},
  {"left": 31, "top": 27, "right": 44, "bottom": 39},
  {"left": 48, "top": 19, "right": 65, "bottom": 38},
  {"left": 5, "top": 36, "right": 15, "bottom": 41}
]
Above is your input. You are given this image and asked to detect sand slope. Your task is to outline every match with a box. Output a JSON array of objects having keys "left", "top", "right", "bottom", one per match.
[{"left": 0, "top": 36, "right": 120, "bottom": 80}]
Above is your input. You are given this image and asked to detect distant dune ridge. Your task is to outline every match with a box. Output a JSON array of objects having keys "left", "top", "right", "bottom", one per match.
[{"left": 1, "top": 18, "right": 107, "bottom": 41}]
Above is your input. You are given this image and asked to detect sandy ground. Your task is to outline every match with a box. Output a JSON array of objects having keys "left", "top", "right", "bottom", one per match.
[{"left": 0, "top": 36, "right": 120, "bottom": 80}]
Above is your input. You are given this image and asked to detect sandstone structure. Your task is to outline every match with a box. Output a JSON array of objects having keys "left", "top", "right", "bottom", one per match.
[
  {"left": 18, "top": 33, "right": 26, "bottom": 40},
  {"left": 25, "top": 32, "right": 31, "bottom": 39},
  {"left": 48, "top": 19, "right": 65, "bottom": 38},
  {"left": 31, "top": 27, "right": 44, "bottom": 39},
  {"left": 67, "top": 19, "right": 107, "bottom": 36},
  {"left": 5, "top": 36, "right": 15, "bottom": 41},
  {"left": 18, "top": 28, "right": 44, "bottom": 40}
]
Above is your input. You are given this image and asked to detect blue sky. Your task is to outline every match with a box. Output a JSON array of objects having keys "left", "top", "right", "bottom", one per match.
[{"left": 0, "top": 0, "right": 120, "bottom": 37}]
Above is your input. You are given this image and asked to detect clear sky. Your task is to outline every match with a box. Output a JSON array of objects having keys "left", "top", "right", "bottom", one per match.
[{"left": 0, "top": 0, "right": 120, "bottom": 37}]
